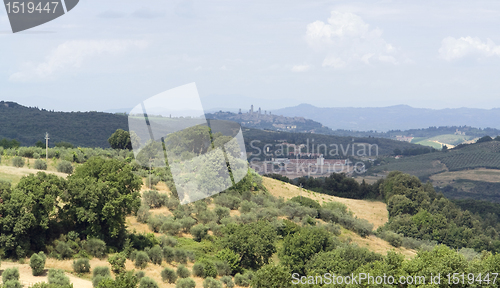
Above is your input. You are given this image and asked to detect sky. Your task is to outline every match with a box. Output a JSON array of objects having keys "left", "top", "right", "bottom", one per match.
[{"left": 2, "top": 0, "right": 500, "bottom": 112}]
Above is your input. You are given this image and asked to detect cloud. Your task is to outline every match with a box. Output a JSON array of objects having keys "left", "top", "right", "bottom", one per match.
[
  {"left": 291, "top": 65, "right": 311, "bottom": 72},
  {"left": 97, "top": 10, "right": 126, "bottom": 19},
  {"left": 132, "top": 8, "right": 165, "bottom": 19},
  {"left": 439, "top": 36, "right": 500, "bottom": 61},
  {"left": 9, "top": 40, "right": 148, "bottom": 82},
  {"left": 306, "top": 11, "right": 403, "bottom": 68}
]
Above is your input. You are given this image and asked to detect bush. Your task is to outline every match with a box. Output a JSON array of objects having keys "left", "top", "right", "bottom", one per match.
[
  {"left": 177, "top": 265, "right": 191, "bottom": 278},
  {"left": 192, "top": 262, "right": 206, "bottom": 278},
  {"left": 135, "top": 271, "right": 146, "bottom": 281},
  {"left": 196, "top": 259, "right": 217, "bottom": 278},
  {"left": 214, "top": 194, "right": 241, "bottom": 210},
  {"left": 34, "top": 159, "right": 48, "bottom": 170},
  {"left": 214, "top": 206, "right": 231, "bottom": 223},
  {"left": 53, "top": 241, "right": 74, "bottom": 259},
  {"left": 139, "top": 277, "right": 159, "bottom": 288},
  {"left": 2, "top": 268, "right": 20, "bottom": 283},
  {"left": 216, "top": 249, "right": 240, "bottom": 275},
  {"left": 73, "top": 258, "right": 91, "bottom": 274},
  {"left": 161, "top": 267, "right": 177, "bottom": 283},
  {"left": 137, "top": 204, "right": 151, "bottom": 223},
  {"left": 135, "top": 251, "right": 150, "bottom": 269},
  {"left": 48, "top": 269, "right": 71, "bottom": 286},
  {"left": 221, "top": 275, "right": 235, "bottom": 288},
  {"left": 86, "top": 238, "right": 107, "bottom": 259},
  {"left": 203, "top": 277, "right": 223, "bottom": 288},
  {"left": 176, "top": 278, "right": 196, "bottom": 288},
  {"left": 190, "top": 224, "right": 209, "bottom": 242},
  {"left": 12, "top": 156, "right": 24, "bottom": 168},
  {"left": 143, "top": 190, "right": 166, "bottom": 208},
  {"left": 234, "top": 273, "right": 250, "bottom": 287},
  {"left": 3, "top": 280, "right": 22, "bottom": 288},
  {"left": 57, "top": 160, "right": 73, "bottom": 174},
  {"left": 92, "top": 266, "right": 111, "bottom": 287},
  {"left": 163, "top": 246, "right": 175, "bottom": 263},
  {"left": 215, "top": 261, "right": 231, "bottom": 276},
  {"left": 180, "top": 216, "right": 197, "bottom": 232},
  {"left": 108, "top": 253, "right": 126, "bottom": 274},
  {"left": 30, "top": 251, "right": 47, "bottom": 276},
  {"left": 174, "top": 248, "right": 188, "bottom": 264},
  {"left": 148, "top": 245, "right": 163, "bottom": 265},
  {"left": 239, "top": 200, "right": 258, "bottom": 213},
  {"left": 251, "top": 264, "right": 291, "bottom": 288}
]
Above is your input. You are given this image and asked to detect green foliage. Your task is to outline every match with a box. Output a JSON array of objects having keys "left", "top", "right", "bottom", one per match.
[
  {"left": 108, "top": 253, "right": 126, "bottom": 274},
  {"left": 30, "top": 251, "right": 47, "bottom": 276},
  {"left": 203, "top": 277, "right": 223, "bottom": 288},
  {"left": 134, "top": 271, "right": 145, "bottom": 281},
  {"left": 174, "top": 248, "right": 188, "bottom": 264},
  {"left": 289, "top": 196, "right": 321, "bottom": 210},
  {"left": 64, "top": 157, "right": 142, "bottom": 245},
  {"left": 34, "top": 159, "right": 48, "bottom": 170},
  {"left": 190, "top": 224, "right": 209, "bottom": 242},
  {"left": 234, "top": 273, "right": 251, "bottom": 287},
  {"left": 216, "top": 248, "right": 241, "bottom": 275},
  {"left": 92, "top": 267, "right": 111, "bottom": 287},
  {"left": 163, "top": 246, "right": 175, "bottom": 263},
  {"left": 279, "top": 226, "right": 335, "bottom": 274},
  {"left": 11, "top": 156, "right": 24, "bottom": 168},
  {"left": 139, "top": 277, "right": 159, "bottom": 288},
  {"left": 251, "top": 264, "right": 291, "bottom": 288},
  {"left": 192, "top": 262, "right": 206, "bottom": 278},
  {"left": 85, "top": 238, "right": 107, "bottom": 259},
  {"left": 135, "top": 251, "right": 150, "bottom": 269},
  {"left": 220, "top": 276, "right": 235, "bottom": 288},
  {"left": 219, "top": 221, "right": 277, "bottom": 269},
  {"left": 48, "top": 269, "right": 71, "bottom": 287},
  {"left": 2, "top": 267, "right": 19, "bottom": 283},
  {"left": 194, "top": 259, "right": 217, "bottom": 278},
  {"left": 175, "top": 278, "right": 196, "bottom": 288},
  {"left": 56, "top": 160, "right": 73, "bottom": 174},
  {"left": 73, "top": 258, "right": 90, "bottom": 274},
  {"left": 142, "top": 190, "right": 167, "bottom": 208},
  {"left": 147, "top": 245, "right": 163, "bottom": 265},
  {"left": 96, "top": 271, "right": 138, "bottom": 288},
  {"left": 177, "top": 265, "right": 191, "bottom": 278},
  {"left": 161, "top": 267, "right": 177, "bottom": 283},
  {"left": 3, "top": 279, "right": 22, "bottom": 288},
  {"left": 108, "top": 129, "right": 132, "bottom": 150}
]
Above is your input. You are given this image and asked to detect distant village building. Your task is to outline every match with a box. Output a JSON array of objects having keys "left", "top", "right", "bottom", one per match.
[
  {"left": 395, "top": 136, "right": 414, "bottom": 142},
  {"left": 455, "top": 129, "right": 466, "bottom": 135}
]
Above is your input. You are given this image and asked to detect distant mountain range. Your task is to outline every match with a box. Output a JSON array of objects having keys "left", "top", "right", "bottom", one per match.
[{"left": 272, "top": 104, "right": 500, "bottom": 131}]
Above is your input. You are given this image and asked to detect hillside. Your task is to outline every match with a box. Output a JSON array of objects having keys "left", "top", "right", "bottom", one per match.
[{"left": 0, "top": 101, "right": 128, "bottom": 147}]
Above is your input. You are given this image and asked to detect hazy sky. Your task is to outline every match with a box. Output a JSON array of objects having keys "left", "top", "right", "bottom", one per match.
[{"left": 2, "top": 0, "right": 500, "bottom": 112}]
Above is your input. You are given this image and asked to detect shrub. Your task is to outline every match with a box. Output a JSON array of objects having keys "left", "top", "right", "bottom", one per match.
[
  {"left": 216, "top": 248, "right": 240, "bottom": 275},
  {"left": 214, "top": 194, "right": 241, "bottom": 210},
  {"left": 148, "top": 245, "right": 163, "bottom": 265},
  {"left": 215, "top": 261, "right": 231, "bottom": 276},
  {"left": 176, "top": 278, "right": 196, "bottom": 288},
  {"left": 234, "top": 273, "right": 250, "bottom": 287},
  {"left": 180, "top": 216, "right": 197, "bottom": 232},
  {"left": 177, "top": 265, "right": 191, "bottom": 278},
  {"left": 192, "top": 262, "right": 206, "bottom": 278},
  {"left": 12, "top": 156, "right": 24, "bottom": 168},
  {"left": 135, "top": 251, "right": 150, "bottom": 269},
  {"left": 3, "top": 280, "right": 22, "bottom": 288},
  {"left": 137, "top": 204, "right": 151, "bottom": 223},
  {"left": 135, "top": 271, "right": 146, "bottom": 281},
  {"left": 143, "top": 190, "right": 165, "bottom": 208},
  {"left": 73, "top": 258, "right": 91, "bottom": 274},
  {"left": 54, "top": 241, "right": 74, "bottom": 259},
  {"left": 93, "top": 266, "right": 111, "bottom": 278},
  {"left": 108, "top": 253, "right": 126, "bottom": 274},
  {"left": 214, "top": 206, "right": 231, "bottom": 223},
  {"left": 2, "top": 268, "right": 20, "bottom": 283},
  {"left": 174, "top": 248, "right": 188, "bottom": 264},
  {"left": 221, "top": 275, "right": 235, "bottom": 288},
  {"left": 33, "top": 152, "right": 40, "bottom": 159},
  {"left": 57, "top": 160, "right": 73, "bottom": 174},
  {"left": 203, "top": 277, "right": 223, "bottom": 288},
  {"left": 30, "top": 251, "right": 47, "bottom": 276},
  {"left": 160, "top": 217, "right": 182, "bottom": 235},
  {"left": 34, "top": 159, "right": 48, "bottom": 170},
  {"left": 190, "top": 224, "right": 209, "bottom": 242},
  {"left": 139, "top": 277, "right": 159, "bottom": 288},
  {"left": 197, "top": 259, "right": 217, "bottom": 278},
  {"left": 161, "top": 267, "right": 177, "bottom": 283},
  {"left": 48, "top": 269, "right": 71, "bottom": 286},
  {"left": 239, "top": 200, "right": 258, "bottom": 213},
  {"left": 163, "top": 246, "right": 175, "bottom": 263},
  {"left": 86, "top": 238, "right": 107, "bottom": 258},
  {"left": 251, "top": 264, "right": 291, "bottom": 288}
]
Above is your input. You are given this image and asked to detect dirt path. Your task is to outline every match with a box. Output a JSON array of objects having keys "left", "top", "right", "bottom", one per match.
[{"left": 0, "top": 261, "right": 92, "bottom": 288}]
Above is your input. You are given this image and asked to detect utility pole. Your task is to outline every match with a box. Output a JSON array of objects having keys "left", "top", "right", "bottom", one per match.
[{"left": 45, "top": 132, "right": 49, "bottom": 161}]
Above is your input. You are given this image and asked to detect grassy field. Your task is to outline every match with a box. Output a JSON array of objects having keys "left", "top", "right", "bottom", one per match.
[
  {"left": 0, "top": 158, "right": 68, "bottom": 185},
  {"left": 431, "top": 168, "right": 500, "bottom": 185},
  {"left": 414, "top": 140, "right": 443, "bottom": 149}
]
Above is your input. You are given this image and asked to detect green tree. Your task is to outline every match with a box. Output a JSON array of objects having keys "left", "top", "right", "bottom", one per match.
[
  {"left": 62, "top": 157, "right": 142, "bottom": 245},
  {"left": 30, "top": 251, "right": 47, "bottom": 276},
  {"left": 251, "top": 264, "right": 291, "bottom": 288},
  {"left": 108, "top": 253, "right": 126, "bottom": 274},
  {"left": 97, "top": 271, "right": 138, "bottom": 288},
  {"left": 108, "top": 129, "right": 132, "bottom": 150},
  {"left": 219, "top": 221, "right": 277, "bottom": 269}
]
